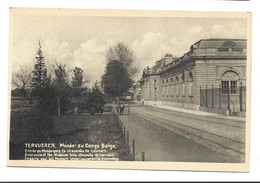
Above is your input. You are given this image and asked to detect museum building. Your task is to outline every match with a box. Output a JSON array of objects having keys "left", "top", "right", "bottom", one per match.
[{"left": 140, "top": 39, "right": 247, "bottom": 116}]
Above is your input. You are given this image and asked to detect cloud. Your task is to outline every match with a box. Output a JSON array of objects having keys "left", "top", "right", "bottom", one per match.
[
  {"left": 210, "top": 23, "right": 246, "bottom": 39},
  {"left": 72, "top": 38, "right": 111, "bottom": 84},
  {"left": 12, "top": 37, "right": 113, "bottom": 85},
  {"left": 12, "top": 42, "right": 37, "bottom": 73},
  {"left": 132, "top": 32, "right": 183, "bottom": 79},
  {"left": 42, "top": 38, "right": 72, "bottom": 68}
]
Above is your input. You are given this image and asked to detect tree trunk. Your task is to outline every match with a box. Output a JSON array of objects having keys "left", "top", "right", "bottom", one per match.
[{"left": 57, "top": 96, "right": 60, "bottom": 117}]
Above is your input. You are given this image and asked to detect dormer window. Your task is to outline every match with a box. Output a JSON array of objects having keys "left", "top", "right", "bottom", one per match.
[
  {"left": 217, "top": 41, "right": 237, "bottom": 52},
  {"left": 221, "top": 41, "right": 237, "bottom": 48}
]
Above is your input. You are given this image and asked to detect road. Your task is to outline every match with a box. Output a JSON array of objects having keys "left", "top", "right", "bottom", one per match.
[{"left": 118, "top": 104, "right": 245, "bottom": 162}]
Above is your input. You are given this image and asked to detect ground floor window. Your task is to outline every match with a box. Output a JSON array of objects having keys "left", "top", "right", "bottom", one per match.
[
  {"left": 221, "top": 70, "right": 239, "bottom": 95},
  {"left": 222, "top": 80, "right": 238, "bottom": 94},
  {"left": 230, "top": 80, "right": 238, "bottom": 94}
]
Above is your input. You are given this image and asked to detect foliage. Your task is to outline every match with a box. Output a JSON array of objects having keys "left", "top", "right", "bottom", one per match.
[
  {"left": 30, "top": 41, "right": 51, "bottom": 100},
  {"left": 101, "top": 60, "right": 133, "bottom": 100},
  {"left": 30, "top": 41, "right": 56, "bottom": 113},
  {"left": 106, "top": 42, "right": 138, "bottom": 78},
  {"left": 72, "top": 67, "right": 88, "bottom": 97},
  {"left": 52, "top": 63, "right": 72, "bottom": 114},
  {"left": 84, "top": 81, "right": 106, "bottom": 115}
]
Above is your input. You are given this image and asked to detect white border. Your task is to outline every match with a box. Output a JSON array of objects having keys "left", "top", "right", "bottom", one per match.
[{"left": 1, "top": 0, "right": 260, "bottom": 181}]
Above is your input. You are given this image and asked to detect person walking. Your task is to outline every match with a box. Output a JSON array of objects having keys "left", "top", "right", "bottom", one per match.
[{"left": 119, "top": 104, "right": 125, "bottom": 115}]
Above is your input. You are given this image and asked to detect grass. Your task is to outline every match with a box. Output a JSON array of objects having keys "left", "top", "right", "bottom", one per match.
[{"left": 9, "top": 110, "right": 133, "bottom": 161}]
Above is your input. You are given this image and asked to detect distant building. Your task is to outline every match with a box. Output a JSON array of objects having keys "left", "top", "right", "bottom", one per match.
[
  {"left": 140, "top": 39, "right": 247, "bottom": 116},
  {"left": 133, "top": 82, "right": 142, "bottom": 102}
]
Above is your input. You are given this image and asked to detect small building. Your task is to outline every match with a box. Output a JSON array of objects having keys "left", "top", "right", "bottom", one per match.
[
  {"left": 140, "top": 39, "right": 247, "bottom": 116},
  {"left": 133, "top": 81, "right": 142, "bottom": 102}
]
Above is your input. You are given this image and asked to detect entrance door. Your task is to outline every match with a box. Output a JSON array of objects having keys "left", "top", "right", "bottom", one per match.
[{"left": 221, "top": 71, "right": 240, "bottom": 113}]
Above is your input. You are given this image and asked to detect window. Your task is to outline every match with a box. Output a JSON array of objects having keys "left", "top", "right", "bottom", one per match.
[
  {"left": 232, "top": 48, "right": 243, "bottom": 52},
  {"left": 154, "top": 80, "right": 157, "bottom": 86},
  {"left": 182, "top": 72, "right": 185, "bottom": 83},
  {"left": 222, "top": 81, "right": 229, "bottom": 94},
  {"left": 176, "top": 85, "right": 179, "bottom": 96},
  {"left": 189, "top": 71, "right": 194, "bottom": 82},
  {"left": 222, "top": 80, "right": 238, "bottom": 94},
  {"left": 162, "top": 86, "right": 165, "bottom": 97},
  {"left": 154, "top": 87, "right": 157, "bottom": 101},
  {"left": 217, "top": 48, "right": 229, "bottom": 52},
  {"left": 230, "top": 81, "right": 237, "bottom": 94},
  {"left": 221, "top": 70, "right": 239, "bottom": 94}
]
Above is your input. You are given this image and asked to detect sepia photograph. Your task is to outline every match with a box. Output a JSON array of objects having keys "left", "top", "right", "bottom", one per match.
[{"left": 7, "top": 7, "right": 251, "bottom": 172}]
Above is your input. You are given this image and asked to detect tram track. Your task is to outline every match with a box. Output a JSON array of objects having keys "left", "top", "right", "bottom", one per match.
[
  {"left": 138, "top": 105, "right": 245, "bottom": 128},
  {"left": 131, "top": 109, "right": 245, "bottom": 162}
]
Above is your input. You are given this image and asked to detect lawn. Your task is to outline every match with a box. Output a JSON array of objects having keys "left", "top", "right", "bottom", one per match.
[{"left": 9, "top": 111, "right": 133, "bottom": 161}]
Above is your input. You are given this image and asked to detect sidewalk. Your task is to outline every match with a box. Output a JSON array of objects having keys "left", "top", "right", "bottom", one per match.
[{"left": 136, "top": 101, "right": 246, "bottom": 122}]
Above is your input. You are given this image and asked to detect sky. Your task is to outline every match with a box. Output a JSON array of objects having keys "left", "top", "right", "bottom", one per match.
[{"left": 11, "top": 13, "right": 248, "bottom": 84}]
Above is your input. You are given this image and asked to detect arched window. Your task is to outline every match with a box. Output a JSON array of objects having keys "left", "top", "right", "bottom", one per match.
[
  {"left": 221, "top": 41, "right": 237, "bottom": 48},
  {"left": 176, "top": 76, "right": 179, "bottom": 84},
  {"left": 221, "top": 70, "right": 240, "bottom": 94},
  {"left": 181, "top": 72, "right": 185, "bottom": 83},
  {"left": 218, "top": 41, "right": 237, "bottom": 52},
  {"left": 189, "top": 71, "right": 194, "bottom": 82},
  {"left": 170, "top": 77, "right": 173, "bottom": 84}
]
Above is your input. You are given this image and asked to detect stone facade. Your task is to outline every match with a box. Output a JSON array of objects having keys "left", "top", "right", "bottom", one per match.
[{"left": 140, "top": 39, "right": 247, "bottom": 113}]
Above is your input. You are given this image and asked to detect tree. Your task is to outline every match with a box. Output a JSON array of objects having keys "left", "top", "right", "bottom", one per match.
[
  {"left": 52, "top": 63, "right": 72, "bottom": 116},
  {"left": 85, "top": 81, "right": 105, "bottom": 115},
  {"left": 12, "top": 65, "right": 32, "bottom": 98},
  {"left": 71, "top": 67, "right": 89, "bottom": 97},
  {"left": 30, "top": 40, "right": 56, "bottom": 120},
  {"left": 106, "top": 42, "right": 138, "bottom": 78},
  {"left": 101, "top": 60, "right": 133, "bottom": 101},
  {"left": 31, "top": 40, "right": 51, "bottom": 99}
]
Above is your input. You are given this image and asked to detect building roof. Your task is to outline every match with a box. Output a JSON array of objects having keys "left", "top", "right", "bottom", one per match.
[
  {"left": 143, "top": 54, "right": 177, "bottom": 76},
  {"left": 141, "top": 38, "right": 247, "bottom": 78},
  {"left": 191, "top": 39, "right": 247, "bottom": 50}
]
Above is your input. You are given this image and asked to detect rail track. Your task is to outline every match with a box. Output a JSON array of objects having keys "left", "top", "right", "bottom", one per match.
[{"left": 131, "top": 108, "right": 245, "bottom": 162}]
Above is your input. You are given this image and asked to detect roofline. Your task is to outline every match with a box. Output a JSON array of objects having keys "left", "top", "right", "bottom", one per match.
[
  {"left": 192, "top": 38, "right": 247, "bottom": 46},
  {"left": 142, "top": 38, "right": 247, "bottom": 77}
]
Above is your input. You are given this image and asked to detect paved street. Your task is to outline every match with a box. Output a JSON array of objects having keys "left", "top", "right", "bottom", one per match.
[{"left": 118, "top": 104, "right": 245, "bottom": 162}]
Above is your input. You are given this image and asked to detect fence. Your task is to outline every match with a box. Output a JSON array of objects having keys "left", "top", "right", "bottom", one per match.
[
  {"left": 200, "top": 85, "right": 246, "bottom": 115},
  {"left": 117, "top": 116, "right": 145, "bottom": 161}
]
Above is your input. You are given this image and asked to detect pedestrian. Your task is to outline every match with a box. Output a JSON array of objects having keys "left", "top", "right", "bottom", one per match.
[{"left": 119, "top": 104, "right": 125, "bottom": 115}]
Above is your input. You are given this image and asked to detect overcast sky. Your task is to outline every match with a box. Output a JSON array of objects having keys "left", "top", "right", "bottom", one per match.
[{"left": 11, "top": 14, "right": 247, "bottom": 83}]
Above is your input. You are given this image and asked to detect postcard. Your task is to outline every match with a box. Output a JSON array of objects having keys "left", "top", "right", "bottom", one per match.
[{"left": 7, "top": 7, "right": 251, "bottom": 172}]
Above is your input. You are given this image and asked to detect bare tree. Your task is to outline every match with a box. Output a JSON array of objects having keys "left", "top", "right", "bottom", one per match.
[
  {"left": 12, "top": 65, "right": 32, "bottom": 91},
  {"left": 106, "top": 42, "right": 138, "bottom": 78}
]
